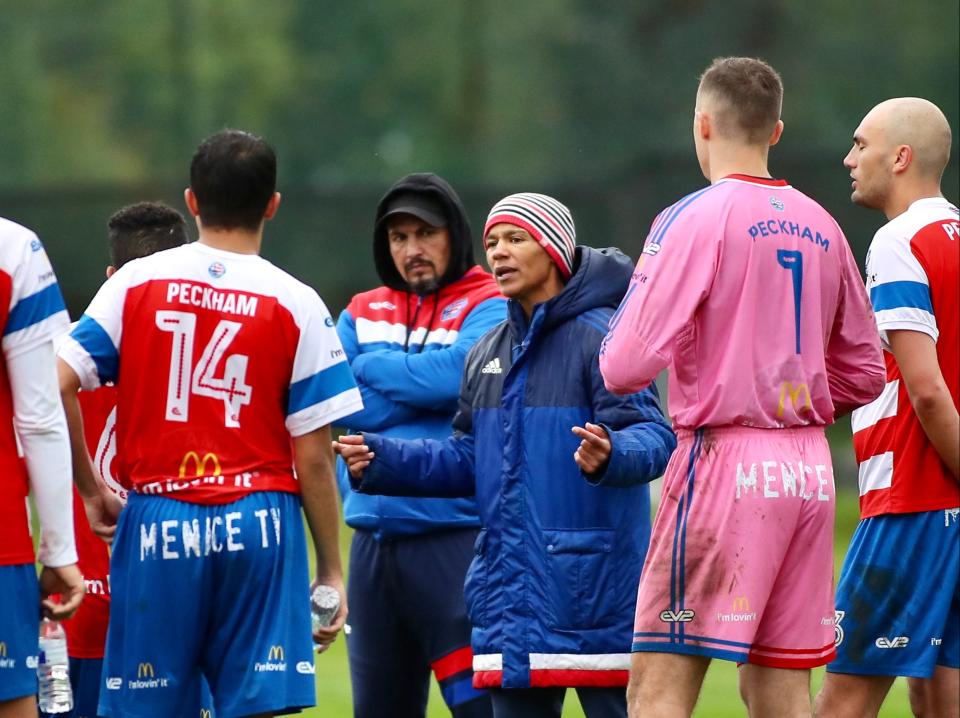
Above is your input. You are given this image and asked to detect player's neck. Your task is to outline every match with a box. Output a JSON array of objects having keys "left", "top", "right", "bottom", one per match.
[
  {"left": 882, "top": 182, "right": 944, "bottom": 221},
  {"left": 707, "top": 144, "right": 773, "bottom": 184},
  {"left": 197, "top": 227, "right": 263, "bottom": 255}
]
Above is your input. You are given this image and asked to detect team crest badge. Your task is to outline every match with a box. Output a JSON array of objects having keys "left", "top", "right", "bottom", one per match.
[
  {"left": 208, "top": 262, "right": 226, "bottom": 278},
  {"left": 441, "top": 298, "right": 468, "bottom": 321},
  {"left": 769, "top": 196, "right": 785, "bottom": 211}
]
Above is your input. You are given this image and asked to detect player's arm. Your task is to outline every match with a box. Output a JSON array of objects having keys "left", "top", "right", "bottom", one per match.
[
  {"left": 57, "top": 358, "right": 122, "bottom": 540},
  {"left": 600, "top": 205, "right": 718, "bottom": 394},
  {"left": 7, "top": 339, "right": 84, "bottom": 619},
  {"left": 825, "top": 238, "right": 885, "bottom": 415},
  {"left": 888, "top": 329, "right": 959, "bottom": 479},
  {"left": 350, "top": 297, "right": 506, "bottom": 410},
  {"left": 293, "top": 425, "right": 347, "bottom": 650}
]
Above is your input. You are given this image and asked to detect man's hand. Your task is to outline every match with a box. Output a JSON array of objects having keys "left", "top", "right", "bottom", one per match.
[
  {"left": 39, "top": 564, "right": 85, "bottom": 620},
  {"left": 312, "top": 576, "right": 348, "bottom": 654},
  {"left": 333, "top": 435, "right": 375, "bottom": 479},
  {"left": 81, "top": 486, "right": 124, "bottom": 543},
  {"left": 572, "top": 422, "right": 612, "bottom": 475}
]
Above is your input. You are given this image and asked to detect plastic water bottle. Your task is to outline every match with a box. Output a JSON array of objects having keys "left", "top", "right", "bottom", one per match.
[
  {"left": 37, "top": 619, "right": 73, "bottom": 713},
  {"left": 311, "top": 585, "right": 340, "bottom": 650}
]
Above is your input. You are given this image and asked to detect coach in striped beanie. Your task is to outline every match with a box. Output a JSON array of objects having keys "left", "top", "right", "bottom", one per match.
[{"left": 483, "top": 193, "right": 576, "bottom": 278}]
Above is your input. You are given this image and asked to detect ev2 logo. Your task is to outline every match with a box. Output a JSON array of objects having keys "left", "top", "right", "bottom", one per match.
[
  {"left": 875, "top": 636, "right": 910, "bottom": 649},
  {"left": 659, "top": 609, "right": 695, "bottom": 623}
]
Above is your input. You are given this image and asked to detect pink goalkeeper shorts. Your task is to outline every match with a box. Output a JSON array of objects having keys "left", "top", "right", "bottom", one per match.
[{"left": 633, "top": 426, "right": 837, "bottom": 668}]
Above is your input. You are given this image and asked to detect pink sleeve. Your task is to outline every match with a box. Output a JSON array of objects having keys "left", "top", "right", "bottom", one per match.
[
  {"left": 601, "top": 205, "right": 718, "bottom": 394},
  {"left": 825, "top": 236, "right": 885, "bottom": 415}
]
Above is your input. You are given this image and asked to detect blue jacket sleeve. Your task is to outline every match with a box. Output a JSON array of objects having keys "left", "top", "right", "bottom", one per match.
[
  {"left": 583, "top": 348, "right": 676, "bottom": 488},
  {"left": 352, "top": 431, "right": 476, "bottom": 497},
  {"left": 335, "top": 309, "right": 420, "bottom": 431},
  {"left": 337, "top": 380, "right": 421, "bottom": 432},
  {"left": 350, "top": 297, "right": 506, "bottom": 411},
  {"left": 336, "top": 309, "right": 361, "bottom": 363},
  {"left": 351, "top": 364, "right": 479, "bottom": 497}
]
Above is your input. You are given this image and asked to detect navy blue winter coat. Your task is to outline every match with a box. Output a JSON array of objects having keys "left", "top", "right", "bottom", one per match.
[{"left": 354, "top": 246, "right": 675, "bottom": 689}]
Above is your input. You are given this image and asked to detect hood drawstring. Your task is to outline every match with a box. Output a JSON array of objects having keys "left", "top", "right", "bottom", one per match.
[
  {"left": 419, "top": 295, "right": 439, "bottom": 354},
  {"left": 403, "top": 296, "right": 421, "bottom": 351},
  {"left": 403, "top": 292, "right": 440, "bottom": 354}
]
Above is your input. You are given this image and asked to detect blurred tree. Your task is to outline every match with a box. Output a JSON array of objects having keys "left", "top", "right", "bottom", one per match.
[{"left": 0, "top": 0, "right": 955, "bottom": 310}]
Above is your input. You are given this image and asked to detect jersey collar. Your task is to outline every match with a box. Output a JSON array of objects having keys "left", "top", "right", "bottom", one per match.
[{"left": 721, "top": 174, "right": 789, "bottom": 187}]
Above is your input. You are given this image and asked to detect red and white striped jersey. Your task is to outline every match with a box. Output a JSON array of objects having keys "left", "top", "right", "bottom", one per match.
[
  {"left": 59, "top": 242, "right": 362, "bottom": 505},
  {"left": 852, "top": 198, "right": 960, "bottom": 517},
  {"left": 0, "top": 217, "right": 70, "bottom": 565}
]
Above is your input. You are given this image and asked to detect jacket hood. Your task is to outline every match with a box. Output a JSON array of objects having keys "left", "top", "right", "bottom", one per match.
[
  {"left": 510, "top": 246, "right": 634, "bottom": 333},
  {"left": 373, "top": 173, "right": 476, "bottom": 292}
]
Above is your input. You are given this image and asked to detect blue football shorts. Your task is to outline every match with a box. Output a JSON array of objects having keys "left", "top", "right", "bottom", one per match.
[
  {"left": 0, "top": 564, "right": 39, "bottom": 701},
  {"left": 61, "top": 657, "right": 215, "bottom": 718},
  {"left": 829, "top": 508, "right": 959, "bottom": 678},
  {"left": 98, "top": 491, "right": 315, "bottom": 718}
]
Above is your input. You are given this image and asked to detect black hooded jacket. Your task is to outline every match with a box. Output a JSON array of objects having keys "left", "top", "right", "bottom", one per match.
[{"left": 373, "top": 173, "right": 476, "bottom": 291}]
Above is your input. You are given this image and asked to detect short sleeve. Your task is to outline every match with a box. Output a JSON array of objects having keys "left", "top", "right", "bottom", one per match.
[
  {"left": 57, "top": 268, "right": 129, "bottom": 390},
  {"left": 285, "top": 289, "right": 363, "bottom": 436},
  {"left": 1, "top": 228, "right": 69, "bottom": 359},
  {"left": 865, "top": 229, "right": 937, "bottom": 344}
]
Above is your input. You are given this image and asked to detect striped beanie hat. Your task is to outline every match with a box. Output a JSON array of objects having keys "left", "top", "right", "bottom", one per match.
[{"left": 483, "top": 193, "right": 576, "bottom": 278}]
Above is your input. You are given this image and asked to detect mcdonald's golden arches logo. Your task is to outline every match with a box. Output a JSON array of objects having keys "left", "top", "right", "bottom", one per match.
[
  {"left": 137, "top": 662, "right": 155, "bottom": 678},
  {"left": 732, "top": 596, "right": 750, "bottom": 612},
  {"left": 777, "top": 381, "right": 812, "bottom": 418},
  {"left": 0, "top": 642, "right": 7, "bottom": 658},
  {"left": 268, "top": 645, "right": 285, "bottom": 661},
  {"left": 200, "top": 710, "right": 212, "bottom": 718},
  {"left": 179, "top": 451, "right": 221, "bottom": 479}
]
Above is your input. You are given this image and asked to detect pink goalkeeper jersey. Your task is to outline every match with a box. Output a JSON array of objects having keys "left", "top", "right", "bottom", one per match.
[{"left": 601, "top": 175, "right": 885, "bottom": 429}]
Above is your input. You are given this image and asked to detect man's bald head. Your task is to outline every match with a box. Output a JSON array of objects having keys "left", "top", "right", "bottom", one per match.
[
  {"left": 844, "top": 97, "right": 953, "bottom": 213},
  {"left": 864, "top": 97, "right": 952, "bottom": 180}
]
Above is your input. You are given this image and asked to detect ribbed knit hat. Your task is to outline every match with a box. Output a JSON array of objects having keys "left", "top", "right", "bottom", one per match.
[{"left": 483, "top": 193, "right": 576, "bottom": 278}]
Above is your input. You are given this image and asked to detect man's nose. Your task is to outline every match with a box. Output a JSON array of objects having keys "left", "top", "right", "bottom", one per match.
[{"left": 405, "top": 237, "right": 426, "bottom": 255}]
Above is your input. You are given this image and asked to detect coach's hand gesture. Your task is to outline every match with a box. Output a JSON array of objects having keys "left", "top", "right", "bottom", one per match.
[
  {"left": 572, "top": 422, "right": 612, "bottom": 475},
  {"left": 333, "top": 435, "right": 374, "bottom": 479}
]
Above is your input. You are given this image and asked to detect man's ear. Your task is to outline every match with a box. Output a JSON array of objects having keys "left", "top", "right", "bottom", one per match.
[
  {"left": 184, "top": 188, "right": 200, "bottom": 218},
  {"left": 769, "top": 119, "right": 784, "bottom": 147},
  {"left": 695, "top": 110, "right": 710, "bottom": 141},
  {"left": 105, "top": 265, "right": 116, "bottom": 278},
  {"left": 891, "top": 144, "right": 913, "bottom": 175},
  {"left": 263, "top": 192, "right": 282, "bottom": 220}
]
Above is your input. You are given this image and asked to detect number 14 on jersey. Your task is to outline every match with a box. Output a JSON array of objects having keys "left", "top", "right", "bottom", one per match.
[{"left": 156, "top": 310, "right": 253, "bottom": 427}]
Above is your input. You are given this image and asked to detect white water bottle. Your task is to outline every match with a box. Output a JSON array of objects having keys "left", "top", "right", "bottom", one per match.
[
  {"left": 37, "top": 619, "right": 73, "bottom": 713},
  {"left": 311, "top": 584, "right": 341, "bottom": 650}
]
